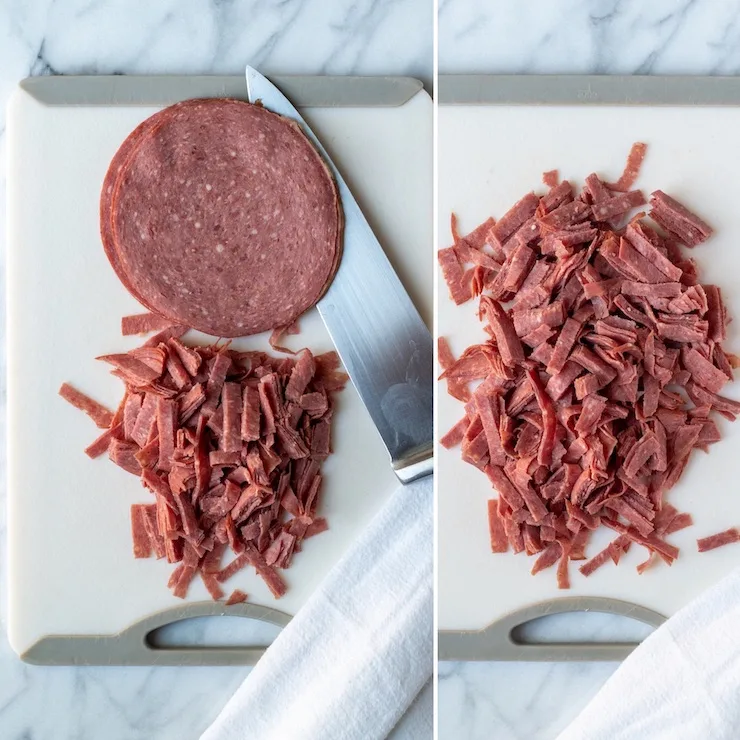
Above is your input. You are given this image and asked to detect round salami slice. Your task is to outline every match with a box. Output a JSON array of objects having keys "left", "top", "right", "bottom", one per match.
[
  {"left": 102, "top": 98, "right": 342, "bottom": 337},
  {"left": 100, "top": 107, "right": 175, "bottom": 311},
  {"left": 101, "top": 101, "right": 228, "bottom": 311}
]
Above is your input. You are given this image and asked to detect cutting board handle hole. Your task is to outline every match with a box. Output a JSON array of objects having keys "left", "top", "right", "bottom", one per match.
[
  {"left": 146, "top": 616, "right": 283, "bottom": 650},
  {"left": 510, "top": 611, "right": 655, "bottom": 645}
]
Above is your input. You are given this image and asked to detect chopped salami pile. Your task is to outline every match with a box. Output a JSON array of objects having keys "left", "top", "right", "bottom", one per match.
[
  {"left": 61, "top": 318, "right": 347, "bottom": 600},
  {"left": 439, "top": 143, "right": 740, "bottom": 587}
]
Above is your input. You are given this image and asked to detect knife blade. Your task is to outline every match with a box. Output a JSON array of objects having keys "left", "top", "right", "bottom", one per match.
[{"left": 246, "top": 66, "right": 433, "bottom": 483}]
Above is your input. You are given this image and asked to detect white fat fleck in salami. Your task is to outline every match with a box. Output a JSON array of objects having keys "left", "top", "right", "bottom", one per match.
[{"left": 102, "top": 98, "right": 343, "bottom": 337}]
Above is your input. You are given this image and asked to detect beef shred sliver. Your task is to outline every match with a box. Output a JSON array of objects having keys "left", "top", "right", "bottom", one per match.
[
  {"left": 440, "top": 143, "right": 740, "bottom": 587},
  {"left": 61, "top": 334, "right": 347, "bottom": 601}
]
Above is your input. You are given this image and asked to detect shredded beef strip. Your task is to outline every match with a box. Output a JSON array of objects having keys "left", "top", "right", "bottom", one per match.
[
  {"left": 542, "top": 170, "right": 559, "bottom": 189},
  {"left": 606, "top": 142, "right": 647, "bottom": 192},
  {"left": 268, "top": 321, "right": 300, "bottom": 354},
  {"left": 63, "top": 337, "right": 346, "bottom": 601},
  {"left": 59, "top": 382, "right": 114, "bottom": 429},
  {"left": 121, "top": 312, "right": 176, "bottom": 336},
  {"left": 225, "top": 589, "right": 248, "bottom": 605},
  {"left": 697, "top": 528, "right": 740, "bottom": 552},
  {"left": 439, "top": 142, "right": 740, "bottom": 586},
  {"left": 649, "top": 190, "right": 713, "bottom": 248}
]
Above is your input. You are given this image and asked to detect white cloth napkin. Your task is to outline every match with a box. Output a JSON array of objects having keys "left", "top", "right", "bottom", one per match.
[
  {"left": 201, "top": 475, "right": 433, "bottom": 740},
  {"left": 388, "top": 678, "right": 433, "bottom": 740},
  {"left": 558, "top": 567, "right": 740, "bottom": 740}
]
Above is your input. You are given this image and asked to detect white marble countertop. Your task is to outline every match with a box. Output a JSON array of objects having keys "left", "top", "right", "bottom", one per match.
[
  {"left": 0, "top": 1, "right": 430, "bottom": 738},
  {"left": 438, "top": 1, "right": 740, "bottom": 738}
]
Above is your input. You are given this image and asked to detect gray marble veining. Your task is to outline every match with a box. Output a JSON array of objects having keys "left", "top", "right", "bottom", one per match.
[
  {"left": 439, "top": 0, "right": 740, "bottom": 76},
  {"left": 0, "top": 1, "right": 430, "bottom": 738},
  {"left": 438, "top": 660, "right": 621, "bottom": 740},
  {"left": 438, "top": 614, "right": 654, "bottom": 739}
]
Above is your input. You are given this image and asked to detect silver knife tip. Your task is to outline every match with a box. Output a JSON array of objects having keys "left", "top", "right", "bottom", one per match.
[{"left": 245, "top": 65, "right": 260, "bottom": 102}]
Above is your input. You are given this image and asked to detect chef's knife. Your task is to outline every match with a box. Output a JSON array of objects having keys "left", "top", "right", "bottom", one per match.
[{"left": 246, "top": 66, "right": 433, "bottom": 483}]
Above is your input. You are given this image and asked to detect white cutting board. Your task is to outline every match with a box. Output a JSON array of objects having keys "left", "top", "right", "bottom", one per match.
[
  {"left": 6, "top": 76, "right": 431, "bottom": 662},
  {"left": 438, "top": 97, "right": 740, "bottom": 642}
]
